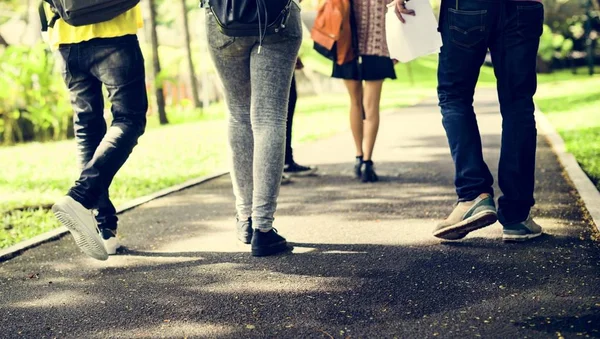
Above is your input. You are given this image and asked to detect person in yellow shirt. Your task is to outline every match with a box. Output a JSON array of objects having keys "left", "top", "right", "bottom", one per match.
[{"left": 44, "top": 4, "right": 147, "bottom": 261}]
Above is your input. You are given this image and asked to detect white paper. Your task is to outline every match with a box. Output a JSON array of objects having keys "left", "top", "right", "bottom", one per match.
[{"left": 385, "top": 0, "right": 443, "bottom": 63}]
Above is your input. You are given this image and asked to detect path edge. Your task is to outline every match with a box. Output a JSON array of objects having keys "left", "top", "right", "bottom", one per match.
[
  {"left": 0, "top": 171, "right": 229, "bottom": 263},
  {"left": 536, "top": 108, "right": 600, "bottom": 234}
]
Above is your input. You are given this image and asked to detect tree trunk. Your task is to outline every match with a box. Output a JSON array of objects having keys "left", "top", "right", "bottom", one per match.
[
  {"left": 180, "top": 0, "right": 201, "bottom": 108},
  {"left": 147, "top": 0, "right": 169, "bottom": 125},
  {"left": 0, "top": 33, "right": 9, "bottom": 47}
]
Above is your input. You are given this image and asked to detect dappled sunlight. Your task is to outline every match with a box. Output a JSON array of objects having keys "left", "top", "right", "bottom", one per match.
[
  {"left": 377, "top": 146, "right": 450, "bottom": 163},
  {"left": 190, "top": 273, "right": 352, "bottom": 294},
  {"left": 532, "top": 217, "right": 589, "bottom": 238},
  {"left": 93, "top": 321, "right": 236, "bottom": 339},
  {"left": 49, "top": 254, "right": 199, "bottom": 270},
  {"left": 273, "top": 215, "right": 443, "bottom": 246},
  {"left": 150, "top": 218, "right": 244, "bottom": 253},
  {"left": 12, "top": 290, "right": 94, "bottom": 309},
  {"left": 139, "top": 192, "right": 231, "bottom": 209},
  {"left": 89, "top": 254, "right": 199, "bottom": 269}
]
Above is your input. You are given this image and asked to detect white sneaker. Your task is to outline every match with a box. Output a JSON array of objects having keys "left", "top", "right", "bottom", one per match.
[
  {"left": 52, "top": 196, "right": 109, "bottom": 261},
  {"left": 100, "top": 229, "right": 121, "bottom": 255}
]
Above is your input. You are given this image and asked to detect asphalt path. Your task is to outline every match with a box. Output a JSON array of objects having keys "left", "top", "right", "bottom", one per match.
[{"left": 1, "top": 90, "right": 599, "bottom": 338}]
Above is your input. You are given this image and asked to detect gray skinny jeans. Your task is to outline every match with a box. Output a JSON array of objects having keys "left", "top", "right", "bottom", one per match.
[{"left": 206, "top": 5, "right": 303, "bottom": 230}]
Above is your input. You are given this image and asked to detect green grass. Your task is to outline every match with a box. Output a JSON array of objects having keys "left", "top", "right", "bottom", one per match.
[{"left": 535, "top": 68, "right": 600, "bottom": 190}]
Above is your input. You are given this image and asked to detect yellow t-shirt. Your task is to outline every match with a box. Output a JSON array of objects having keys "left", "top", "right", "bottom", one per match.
[{"left": 45, "top": 4, "right": 143, "bottom": 48}]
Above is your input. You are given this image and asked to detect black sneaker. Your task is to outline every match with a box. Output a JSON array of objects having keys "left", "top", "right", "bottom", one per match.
[
  {"left": 284, "top": 162, "right": 318, "bottom": 177},
  {"left": 251, "top": 228, "right": 291, "bottom": 257},
  {"left": 237, "top": 218, "right": 253, "bottom": 244},
  {"left": 354, "top": 156, "right": 363, "bottom": 178},
  {"left": 361, "top": 160, "right": 379, "bottom": 183}
]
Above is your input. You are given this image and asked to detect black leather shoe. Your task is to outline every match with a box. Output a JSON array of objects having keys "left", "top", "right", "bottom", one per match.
[
  {"left": 361, "top": 160, "right": 379, "bottom": 183},
  {"left": 251, "top": 228, "right": 291, "bottom": 257},
  {"left": 354, "top": 156, "right": 363, "bottom": 179},
  {"left": 237, "top": 218, "right": 252, "bottom": 244}
]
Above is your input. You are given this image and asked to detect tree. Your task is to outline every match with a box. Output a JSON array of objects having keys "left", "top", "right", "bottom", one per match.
[
  {"left": 0, "top": 33, "right": 8, "bottom": 47},
  {"left": 147, "top": 0, "right": 169, "bottom": 125},
  {"left": 180, "top": 0, "right": 201, "bottom": 108}
]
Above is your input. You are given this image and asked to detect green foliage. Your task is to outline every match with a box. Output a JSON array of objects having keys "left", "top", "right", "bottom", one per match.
[
  {"left": 0, "top": 44, "right": 71, "bottom": 145},
  {"left": 536, "top": 68, "right": 600, "bottom": 189}
]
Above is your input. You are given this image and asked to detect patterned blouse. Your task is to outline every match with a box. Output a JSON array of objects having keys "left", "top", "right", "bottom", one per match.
[{"left": 353, "top": 0, "right": 392, "bottom": 58}]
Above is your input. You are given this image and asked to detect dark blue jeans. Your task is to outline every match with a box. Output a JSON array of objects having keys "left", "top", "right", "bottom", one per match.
[
  {"left": 285, "top": 74, "right": 297, "bottom": 165},
  {"left": 437, "top": 0, "right": 544, "bottom": 225},
  {"left": 57, "top": 35, "right": 148, "bottom": 231}
]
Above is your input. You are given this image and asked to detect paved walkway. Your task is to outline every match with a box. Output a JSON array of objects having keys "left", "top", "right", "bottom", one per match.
[{"left": 1, "top": 89, "right": 599, "bottom": 338}]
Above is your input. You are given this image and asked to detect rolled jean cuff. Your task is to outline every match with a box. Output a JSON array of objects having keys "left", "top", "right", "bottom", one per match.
[{"left": 253, "top": 217, "right": 274, "bottom": 231}]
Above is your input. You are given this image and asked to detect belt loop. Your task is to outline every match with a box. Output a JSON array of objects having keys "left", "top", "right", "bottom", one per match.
[{"left": 456, "top": 0, "right": 458, "bottom": 10}]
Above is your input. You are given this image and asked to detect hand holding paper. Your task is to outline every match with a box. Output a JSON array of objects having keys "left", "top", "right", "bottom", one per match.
[
  {"left": 392, "top": 0, "right": 416, "bottom": 23},
  {"left": 386, "top": 0, "right": 443, "bottom": 63}
]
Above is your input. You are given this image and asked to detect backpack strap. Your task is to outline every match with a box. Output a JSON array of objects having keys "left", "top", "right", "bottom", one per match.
[{"left": 39, "top": 0, "right": 60, "bottom": 32}]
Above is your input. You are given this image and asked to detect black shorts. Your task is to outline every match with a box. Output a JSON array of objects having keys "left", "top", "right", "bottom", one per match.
[{"left": 332, "top": 55, "right": 397, "bottom": 81}]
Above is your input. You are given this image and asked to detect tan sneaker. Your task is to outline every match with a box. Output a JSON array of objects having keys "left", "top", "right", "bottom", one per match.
[
  {"left": 433, "top": 193, "right": 498, "bottom": 240},
  {"left": 502, "top": 215, "right": 543, "bottom": 242}
]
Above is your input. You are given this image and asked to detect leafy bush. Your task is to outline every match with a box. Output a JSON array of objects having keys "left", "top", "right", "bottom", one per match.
[{"left": 0, "top": 43, "right": 71, "bottom": 145}]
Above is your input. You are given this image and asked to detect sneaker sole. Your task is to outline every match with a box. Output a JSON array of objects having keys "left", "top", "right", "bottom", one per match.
[
  {"left": 238, "top": 232, "right": 252, "bottom": 245},
  {"left": 284, "top": 168, "right": 318, "bottom": 177},
  {"left": 52, "top": 204, "right": 108, "bottom": 261},
  {"left": 251, "top": 241, "right": 292, "bottom": 257},
  {"left": 502, "top": 232, "right": 543, "bottom": 242},
  {"left": 433, "top": 210, "right": 498, "bottom": 240}
]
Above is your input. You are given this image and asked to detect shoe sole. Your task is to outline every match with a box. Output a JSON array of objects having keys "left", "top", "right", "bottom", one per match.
[
  {"left": 433, "top": 210, "right": 498, "bottom": 240},
  {"left": 361, "top": 175, "right": 379, "bottom": 183},
  {"left": 284, "top": 168, "right": 318, "bottom": 177},
  {"left": 251, "top": 241, "right": 292, "bottom": 257},
  {"left": 52, "top": 204, "right": 108, "bottom": 261},
  {"left": 238, "top": 233, "right": 252, "bottom": 245},
  {"left": 503, "top": 232, "right": 543, "bottom": 242}
]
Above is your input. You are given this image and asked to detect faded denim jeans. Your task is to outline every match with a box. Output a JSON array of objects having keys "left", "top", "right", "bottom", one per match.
[
  {"left": 56, "top": 35, "right": 148, "bottom": 230},
  {"left": 437, "top": 0, "right": 544, "bottom": 225},
  {"left": 206, "top": 5, "right": 302, "bottom": 230}
]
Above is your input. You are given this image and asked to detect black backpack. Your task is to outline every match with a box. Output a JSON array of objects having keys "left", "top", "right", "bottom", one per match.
[
  {"left": 204, "top": 0, "right": 294, "bottom": 37},
  {"left": 40, "top": 0, "right": 140, "bottom": 30}
]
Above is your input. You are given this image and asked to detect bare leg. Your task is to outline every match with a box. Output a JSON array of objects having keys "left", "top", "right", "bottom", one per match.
[
  {"left": 362, "top": 80, "right": 384, "bottom": 161},
  {"left": 344, "top": 79, "right": 364, "bottom": 157}
]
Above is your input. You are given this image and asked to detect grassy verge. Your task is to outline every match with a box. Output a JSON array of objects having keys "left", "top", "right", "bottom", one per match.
[{"left": 535, "top": 68, "right": 600, "bottom": 190}]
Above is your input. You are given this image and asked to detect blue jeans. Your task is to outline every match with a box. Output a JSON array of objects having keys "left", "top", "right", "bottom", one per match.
[
  {"left": 57, "top": 35, "right": 148, "bottom": 231},
  {"left": 437, "top": 0, "right": 544, "bottom": 225}
]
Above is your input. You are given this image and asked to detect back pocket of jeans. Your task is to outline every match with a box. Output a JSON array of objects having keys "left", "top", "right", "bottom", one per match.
[
  {"left": 448, "top": 8, "right": 487, "bottom": 49},
  {"left": 517, "top": 3, "right": 544, "bottom": 39}
]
